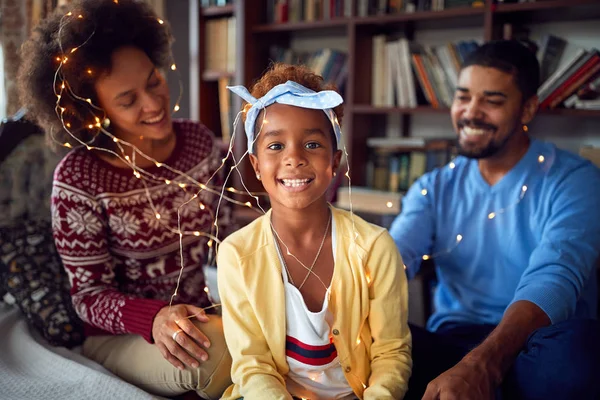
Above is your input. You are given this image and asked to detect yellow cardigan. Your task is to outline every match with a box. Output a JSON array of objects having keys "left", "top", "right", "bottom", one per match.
[{"left": 217, "top": 207, "right": 412, "bottom": 400}]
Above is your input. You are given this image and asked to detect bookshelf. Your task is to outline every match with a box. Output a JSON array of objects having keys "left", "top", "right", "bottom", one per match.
[{"left": 194, "top": 0, "right": 600, "bottom": 195}]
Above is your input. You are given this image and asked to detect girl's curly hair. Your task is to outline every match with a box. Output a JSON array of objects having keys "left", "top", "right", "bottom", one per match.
[
  {"left": 17, "top": 0, "right": 173, "bottom": 151},
  {"left": 243, "top": 63, "right": 344, "bottom": 151}
]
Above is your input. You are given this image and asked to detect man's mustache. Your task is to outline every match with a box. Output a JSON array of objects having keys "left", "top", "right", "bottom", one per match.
[{"left": 457, "top": 119, "right": 497, "bottom": 132}]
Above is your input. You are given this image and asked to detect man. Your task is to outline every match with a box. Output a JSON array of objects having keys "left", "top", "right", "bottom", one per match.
[{"left": 390, "top": 40, "right": 600, "bottom": 399}]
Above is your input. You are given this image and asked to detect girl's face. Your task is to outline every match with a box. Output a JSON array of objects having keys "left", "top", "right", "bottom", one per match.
[
  {"left": 94, "top": 46, "right": 173, "bottom": 143},
  {"left": 249, "top": 103, "right": 342, "bottom": 212}
]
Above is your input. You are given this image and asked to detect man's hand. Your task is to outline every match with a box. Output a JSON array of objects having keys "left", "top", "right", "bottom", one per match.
[
  {"left": 422, "top": 357, "right": 497, "bottom": 400},
  {"left": 152, "top": 304, "right": 211, "bottom": 370}
]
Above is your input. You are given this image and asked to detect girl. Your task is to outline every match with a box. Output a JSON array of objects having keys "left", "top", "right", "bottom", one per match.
[
  {"left": 18, "top": 1, "right": 232, "bottom": 398},
  {"left": 217, "top": 63, "right": 412, "bottom": 399}
]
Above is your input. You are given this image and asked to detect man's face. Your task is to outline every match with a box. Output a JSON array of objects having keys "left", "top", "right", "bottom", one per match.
[{"left": 451, "top": 65, "right": 527, "bottom": 159}]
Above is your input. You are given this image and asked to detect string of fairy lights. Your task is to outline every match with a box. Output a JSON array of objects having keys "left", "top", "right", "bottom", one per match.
[{"left": 49, "top": 3, "right": 547, "bottom": 394}]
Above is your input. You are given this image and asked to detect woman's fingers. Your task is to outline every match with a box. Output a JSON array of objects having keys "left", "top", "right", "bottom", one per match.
[
  {"left": 172, "top": 323, "right": 209, "bottom": 363},
  {"left": 177, "top": 315, "right": 211, "bottom": 350},
  {"left": 156, "top": 341, "right": 185, "bottom": 370},
  {"left": 166, "top": 331, "right": 205, "bottom": 369},
  {"left": 184, "top": 304, "right": 210, "bottom": 323}
]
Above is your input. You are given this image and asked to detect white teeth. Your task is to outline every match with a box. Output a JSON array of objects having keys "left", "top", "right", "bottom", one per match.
[
  {"left": 462, "top": 126, "right": 486, "bottom": 136},
  {"left": 143, "top": 110, "right": 165, "bottom": 124},
  {"left": 282, "top": 179, "right": 310, "bottom": 187}
]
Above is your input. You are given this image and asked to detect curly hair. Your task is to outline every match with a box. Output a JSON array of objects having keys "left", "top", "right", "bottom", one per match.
[
  {"left": 17, "top": 0, "right": 173, "bottom": 151},
  {"left": 243, "top": 63, "right": 344, "bottom": 152}
]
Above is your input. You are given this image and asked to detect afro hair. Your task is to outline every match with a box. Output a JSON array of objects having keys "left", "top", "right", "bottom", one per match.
[{"left": 18, "top": 0, "right": 173, "bottom": 151}]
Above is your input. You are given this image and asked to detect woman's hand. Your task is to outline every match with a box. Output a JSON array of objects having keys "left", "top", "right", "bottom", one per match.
[{"left": 152, "top": 304, "right": 211, "bottom": 370}]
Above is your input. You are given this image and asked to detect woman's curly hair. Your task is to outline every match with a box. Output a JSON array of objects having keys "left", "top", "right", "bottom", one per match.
[
  {"left": 243, "top": 63, "right": 344, "bottom": 151},
  {"left": 18, "top": 0, "right": 173, "bottom": 151}
]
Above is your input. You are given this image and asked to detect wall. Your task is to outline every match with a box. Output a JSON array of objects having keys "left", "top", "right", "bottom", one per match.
[{"left": 166, "top": 0, "right": 192, "bottom": 120}]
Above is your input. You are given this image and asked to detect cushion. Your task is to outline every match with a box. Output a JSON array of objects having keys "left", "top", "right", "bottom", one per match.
[{"left": 0, "top": 219, "right": 85, "bottom": 348}]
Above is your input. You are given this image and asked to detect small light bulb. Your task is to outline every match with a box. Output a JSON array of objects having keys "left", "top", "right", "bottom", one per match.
[
  {"left": 449, "top": 162, "right": 456, "bottom": 169},
  {"left": 366, "top": 274, "right": 371, "bottom": 284},
  {"left": 157, "top": 18, "right": 164, "bottom": 24},
  {"left": 78, "top": 14, "right": 83, "bottom": 18},
  {"left": 87, "top": 69, "right": 92, "bottom": 74},
  {"left": 207, "top": 240, "right": 213, "bottom": 247},
  {"left": 204, "top": 286, "right": 210, "bottom": 294},
  {"left": 165, "top": 180, "right": 171, "bottom": 185},
  {"left": 113, "top": 137, "right": 119, "bottom": 142},
  {"left": 64, "top": 142, "right": 72, "bottom": 148},
  {"left": 194, "top": 231, "right": 200, "bottom": 237},
  {"left": 421, "top": 189, "right": 428, "bottom": 196},
  {"left": 155, "top": 213, "right": 161, "bottom": 219},
  {"left": 456, "top": 234, "right": 463, "bottom": 242},
  {"left": 134, "top": 171, "right": 141, "bottom": 178},
  {"left": 88, "top": 124, "right": 94, "bottom": 129},
  {"left": 66, "top": 11, "right": 72, "bottom": 16},
  {"left": 86, "top": 98, "right": 92, "bottom": 104},
  {"left": 65, "top": 122, "right": 71, "bottom": 128},
  {"left": 124, "top": 155, "right": 130, "bottom": 161},
  {"left": 155, "top": 162, "right": 162, "bottom": 167},
  {"left": 63, "top": 57, "right": 68, "bottom": 63},
  {"left": 174, "top": 104, "right": 180, "bottom": 112},
  {"left": 56, "top": 57, "right": 61, "bottom": 62},
  {"left": 488, "top": 212, "right": 496, "bottom": 220},
  {"left": 199, "top": 203, "right": 205, "bottom": 210},
  {"left": 86, "top": 145, "right": 92, "bottom": 151},
  {"left": 171, "top": 64, "right": 177, "bottom": 71},
  {"left": 522, "top": 185, "right": 528, "bottom": 192},
  {"left": 61, "top": 83, "right": 65, "bottom": 89},
  {"left": 245, "top": 201, "right": 252, "bottom": 207},
  {"left": 422, "top": 255, "right": 430, "bottom": 261},
  {"left": 386, "top": 201, "right": 393, "bottom": 208},
  {"left": 179, "top": 232, "right": 183, "bottom": 238},
  {"left": 70, "top": 48, "right": 77, "bottom": 53},
  {"left": 178, "top": 183, "right": 186, "bottom": 189},
  {"left": 403, "top": 264, "right": 407, "bottom": 270},
  {"left": 538, "top": 155, "right": 545, "bottom": 163},
  {"left": 356, "top": 338, "right": 361, "bottom": 345},
  {"left": 227, "top": 187, "right": 235, "bottom": 192}
]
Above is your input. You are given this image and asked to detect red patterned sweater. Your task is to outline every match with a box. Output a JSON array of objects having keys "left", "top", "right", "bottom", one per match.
[{"left": 51, "top": 120, "right": 231, "bottom": 342}]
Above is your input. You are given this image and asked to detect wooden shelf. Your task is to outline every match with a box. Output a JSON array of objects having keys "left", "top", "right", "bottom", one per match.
[
  {"left": 494, "top": 0, "right": 600, "bottom": 23},
  {"left": 253, "top": 18, "right": 349, "bottom": 33},
  {"left": 353, "top": 105, "right": 450, "bottom": 115},
  {"left": 202, "top": 70, "right": 235, "bottom": 82},
  {"left": 539, "top": 108, "right": 600, "bottom": 117},
  {"left": 354, "top": 6, "right": 485, "bottom": 25},
  {"left": 495, "top": 0, "right": 599, "bottom": 13},
  {"left": 201, "top": 4, "right": 234, "bottom": 18},
  {"left": 253, "top": 7, "right": 486, "bottom": 32}
]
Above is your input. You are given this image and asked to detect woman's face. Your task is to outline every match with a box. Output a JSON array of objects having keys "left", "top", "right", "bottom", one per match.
[{"left": 94, "top": 46, "right": 173, "bottom": 143}]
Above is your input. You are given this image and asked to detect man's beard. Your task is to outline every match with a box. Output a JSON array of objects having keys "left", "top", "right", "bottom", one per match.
[{"left": 456, "top": 118, "right": 519, "bottom": 159}]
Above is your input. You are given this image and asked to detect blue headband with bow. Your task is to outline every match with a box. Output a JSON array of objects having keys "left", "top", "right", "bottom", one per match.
[{"left": 227, "top": 80, "right": 343, "bottom": 153}]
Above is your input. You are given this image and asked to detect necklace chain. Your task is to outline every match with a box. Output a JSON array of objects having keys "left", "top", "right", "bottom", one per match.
[{"left": 271, "top": 209, "right": 331, "bottom": 291}]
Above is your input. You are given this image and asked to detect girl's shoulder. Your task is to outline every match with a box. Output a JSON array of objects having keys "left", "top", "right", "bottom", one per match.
[
  {"left": 220, "top": 213, "right": 271, "bottom": 256},
  {"left": 331, "top": 206, "right": 388, "bottom": 240}
]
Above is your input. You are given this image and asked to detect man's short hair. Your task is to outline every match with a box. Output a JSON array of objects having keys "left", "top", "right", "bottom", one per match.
[{"left": 462, "top": 40, "right": 540, "bottom": 101}]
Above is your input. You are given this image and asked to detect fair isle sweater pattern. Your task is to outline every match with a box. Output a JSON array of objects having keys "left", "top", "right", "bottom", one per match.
[{"left": 51, "top": 120, "right": 230, "bottom": 342}]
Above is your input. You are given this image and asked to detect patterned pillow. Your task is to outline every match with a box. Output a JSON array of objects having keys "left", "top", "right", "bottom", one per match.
[{"left": 0, "top": 219, "right": 85, "bottom": 348}]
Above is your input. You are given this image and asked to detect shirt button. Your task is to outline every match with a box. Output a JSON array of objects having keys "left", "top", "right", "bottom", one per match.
[
  {"left": 332, "top": 329, "right": 340, "bottom": 335},
  {"left": 345, "top": 366, "right": 351, "bottom": 372}
]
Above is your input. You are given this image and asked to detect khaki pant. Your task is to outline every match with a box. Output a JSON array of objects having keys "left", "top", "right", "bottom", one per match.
[{"left": 83, "top": 316, "right": 232, "bottom": 399}]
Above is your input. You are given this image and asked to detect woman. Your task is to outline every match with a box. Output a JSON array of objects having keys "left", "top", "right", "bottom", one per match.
[{"left": 17, "top": 1, "right": 232, "bottom": 398}]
